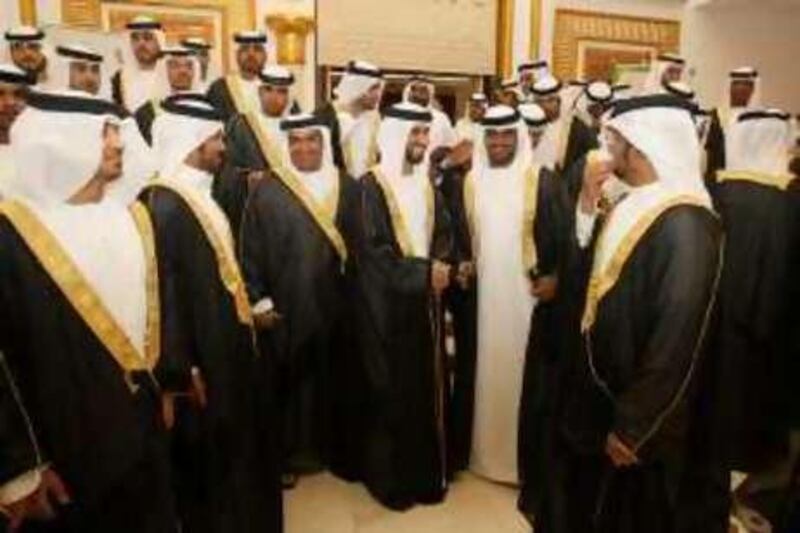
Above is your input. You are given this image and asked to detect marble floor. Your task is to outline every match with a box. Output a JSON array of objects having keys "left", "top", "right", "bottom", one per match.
[{"left": 285, "top": 472, "right": 531, "bottom": 533}]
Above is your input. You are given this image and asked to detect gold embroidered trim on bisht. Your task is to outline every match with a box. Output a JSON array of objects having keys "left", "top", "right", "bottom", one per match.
[
  {"left": 248, "top": 117, "right": 348, "bottom": 262},
  {"left": 522, "top": 166, "right": 540, "bottom": 272},
  {"left": 0, "top": 200, "right": 160, "bottom": 372},
  {"left": 148, "top": 181, "right": 253, "bottom": 326},
  {"left": 581, "top": 195, "right": 708, "bottom": 332},
  {"left": 717, "top": 169, "right": 793, "bottom": 191},
  {"left": 225, "top": 75, "right": 249, "bottom": 115},
  {"left": 372, "top": 166, "right": 433, "bottom": 259}
]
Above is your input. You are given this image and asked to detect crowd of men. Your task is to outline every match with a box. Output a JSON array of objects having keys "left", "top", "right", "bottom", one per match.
[{"left": 0, "top": 13, "right": 798, "bottom": 533}]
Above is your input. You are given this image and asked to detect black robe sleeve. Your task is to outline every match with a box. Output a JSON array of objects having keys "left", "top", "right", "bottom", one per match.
[
  {"left": 438, "top": 167, "right": 472, "bottom": 263},
  {"left": 435, "top": 167, "right": 477, "bottom": 472},
  {"left": 560, "top": 155, "right": 587, "bottom": 209},
  {"left": 240, "top": 179, "right": 275, "bottom": 308},
  {"left": 782, "top": 181, "right": 800, "bottom": 427},
  {"left": 562, "top": 118, "right": 599, "bottom": 176},
  {"left": 212, "top": 114, "right": 264, "bottom": 242},
  {"left": 142, "top": 192, "right": 194, "bottom": 392},
  {"left": 224, "top": 114, "right": 269, "bottom": 172},
  {"left": 206, "top": 78, "right": 236, "bottom": 122},
  {"left": 133, "top": 102, "right": 156, "bottom": 146},
  {"left": 0, "top": 225, "right": 43, "bottom": 487},
  {"left": 704, "top": 111, "right": 726, "bottom": 192},
  {"left": 534, "top": 168, "right": 570, "bottom": 278},
  {"left": 0, "top": 352, "right": 41, "bottom": 489},
  {"left": 111, "top": 70, "right": 124, "bottom": 110},
  {"left": 611, "top": 209, "right": 721, "bottom": 450}
]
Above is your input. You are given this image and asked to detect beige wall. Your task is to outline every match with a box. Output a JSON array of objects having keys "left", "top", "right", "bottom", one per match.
[
  {"left": 681, "top": 3, "right": 800, "bottom": 112},
  {"left": 0, "top": 0, "right": 21, "bottom": 33}
]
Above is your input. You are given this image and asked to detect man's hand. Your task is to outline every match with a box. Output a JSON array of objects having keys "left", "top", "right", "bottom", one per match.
[
  {"left": 444, "top": 140, "right": 474, "bottom": 168},
  {"left": 6, "top": 469, "right": 70, "bottom": 530},
  {"left": 530, "top": 274, "right": 558, "bottom": 302},
  {"left": 605, "top": 432, "right": 639, "bottom": 468},
  {"left": 431, "top": 261, "right": 451, "bottom": 295},
  {"left": 253, "top": 309, "right": 282, "bottom": 331},
  {"left": 190, "top": 368, "right": 208, "bottom": 410},
  {"left": 579, "top": 150, "right": 612, "bottom": 215},
  {"left": 455, "top": 261, "right": 475, "bottom": 290},
  {"left": 161, "top": 394, "right": 176, "bottom": 430}
]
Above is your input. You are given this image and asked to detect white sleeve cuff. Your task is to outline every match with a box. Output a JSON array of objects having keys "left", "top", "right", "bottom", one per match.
[
  {"left": 576, "top": 205, "right": 598, "bottom": 249},
  {"left": 252, "top": 297, "right": 275, "bottom": 315},
  {"left": 0, "top": 468, "right": 42, "bottom": 506}
]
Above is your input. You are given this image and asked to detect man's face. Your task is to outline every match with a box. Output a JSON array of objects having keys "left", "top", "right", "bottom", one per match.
[
  {"left": 497, "top": 90, "right": 519, "bottom": 108},
  {"left": 166, "top": 56, "right": 195, "bottom": 92},
  {"left": 528, "top": 127, "right": 545, "bottom": 150},
  {"left": 408, "top": 82, "right": 432, "bottom": 108},
  {"left": 404, "top": 125, "right": 430, "bottom": 165},
  {"left": 468, "top": 101, "right": 486, "bottom": 123},
  {"left": 605, "top": 128, "right": 632, "bottom": 182},
  {"left": 485, "top": 128, "right": 517, "bottom": 167},
  {"left": 69, "top": 61, "right": 101, "bottom": 95},
  {"left": 259, "top": 85, "right": 289, "bottom": 117},
  {"left": 288, "top": 130, "right": 324, "bottom": 173},
  {"left": 662, "top": 64, "right": 683, "bottom": 84},
  {"left": 236, "top": 44, "right": 266, "bottom": 77},
  {"left": 587, "top": 102, "right": 607, "bottom": 122},
  {"left": 0, "top": 82, "right": 27, "bottom": 133},
  {"left": 197, "top": 130, "right": 226, "bottom": 174},
  {"left": 356, "top": 82, "right": 382, "bottom": 111},
  {"left": 130, "top": 31, "right": 161, "bottom": 66},
  {"left": 536, "top": 94, "right": 561, "bottom": 121},
  {"left": 730, "top": 80, "right": 755, "bottom": 108},
  {"left": 519, "top": 71, "right": 534, "bottom": 90},
  {"left": 195, "top": 50, "right": 210, "bottom": 80},
  {"left": 97, "top": 122, "right": 124, "bottom": 183},
  {"left": 10, "top": 42, "right": 45, "bottom": 75}
]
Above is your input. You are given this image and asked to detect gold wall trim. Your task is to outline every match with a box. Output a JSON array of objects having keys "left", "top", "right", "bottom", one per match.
[
  {"left": 552, "top": 8, "right": 680, "bottom": 81},
  {"left": 529, "top": 0, "right": 542, "bottom": 60},
  {"left": 496, "top": 0, "right": 514, "bottom": 78},
  {"left": 19, "top": 0, "right": 37, "bottom": 25},
  {"left": 62, "top": 0, "right": 101, "bottom": 27},
  {"left": 265, "top": 14, "right": 314, "bottom": 65}
]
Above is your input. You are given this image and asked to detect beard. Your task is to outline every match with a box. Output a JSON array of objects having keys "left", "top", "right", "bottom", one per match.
[{"left": 405, "top": 145, "right": 426, "bottom": 166}]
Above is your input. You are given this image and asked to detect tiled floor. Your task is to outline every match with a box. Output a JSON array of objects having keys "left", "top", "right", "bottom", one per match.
[{"left": 285, "top": 472, "right": 531, "bottom": 533}]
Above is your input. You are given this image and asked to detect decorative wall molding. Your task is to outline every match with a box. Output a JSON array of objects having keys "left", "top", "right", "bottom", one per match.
[
  {"left": 19, "top": 0, "right": 37, "bottom": 24},
  {"left": 265, "top": 14, "right": 313, "bottom": 65},
  {"left": 530, "top": 0, "right": 542, "bottom": 60},
  {"left": 62, "top": 0, "right": 101, "bottom": 27},
  {"left": 552, "top": 8, "right": 680, "bottom": 80},
  {"left": 496, "top": 0, "right": 514, "bottom": 77}
]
